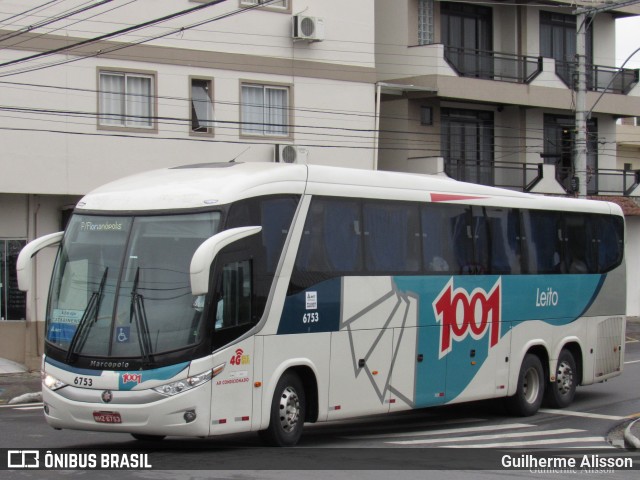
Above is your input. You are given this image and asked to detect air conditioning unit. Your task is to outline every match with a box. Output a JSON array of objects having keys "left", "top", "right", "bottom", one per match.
[
  {"left": 293, "top": 15, "right": 325, "bottom": 42},
  {"left": 275, "top": 144, "right": 309, "bottom": 164}
]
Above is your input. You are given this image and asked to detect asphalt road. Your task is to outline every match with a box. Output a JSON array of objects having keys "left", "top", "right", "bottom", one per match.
[{"left": 1, "top": 330, "right": 639, "bottom": 479}]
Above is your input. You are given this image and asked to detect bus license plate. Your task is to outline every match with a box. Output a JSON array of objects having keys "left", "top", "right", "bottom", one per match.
[{"left": 93, "top": 411, "right": 122, "bottom": 424}]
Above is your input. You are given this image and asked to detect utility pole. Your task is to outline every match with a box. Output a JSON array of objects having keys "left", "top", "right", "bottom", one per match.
[
  {"left": 574, "top": 8, "right": 588, "bottom": 198},
  {"left": 573, "top": 0, "right": 640, "bottom": 198}
]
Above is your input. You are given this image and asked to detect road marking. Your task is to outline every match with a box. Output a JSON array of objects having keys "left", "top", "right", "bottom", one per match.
[
  {"left": 446, "top": 437, "right": 608, "bottom": 448},
  {"left": 387, "top": 428, "right": 583, "bottom": 446},
  {"left": 624, "top": 359, "right": 640, "bottom": 365},
  {"left": 626, "top": 337, "right": 639, "bottom": 343},
  {"left": 540, "top": 408, "right": 625, "bottom": 421},
  {"left": 343, "top": 422, "right": 533, "bottom": 440}
]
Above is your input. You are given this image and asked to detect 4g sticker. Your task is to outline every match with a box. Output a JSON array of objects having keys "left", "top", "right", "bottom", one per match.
[
  {"left": 230, "top": 348, "right": 250, "bottom": 366},
  {"left": 433, "top": 278, "right": 501, "bottom": 359}
]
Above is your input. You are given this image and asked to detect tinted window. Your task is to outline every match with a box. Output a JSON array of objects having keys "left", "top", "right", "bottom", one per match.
[
  {"left": 422, "top": 204, "right": 468, "bottom": 274},
  {"left": 363, "top": 202, "right": 421, "bottom": 272},
  {"left": 486, "top": 207, "right": 523, "bottom": 274},
  {"left": 226, "top": 195, "right": 299, "bottom": 273},
  {"left": 295, "top": 198, "right": 362, "bottom": 273},
  {"left": 522, "top": 210, "right": 563, "bottom": 274},
  {"left": 591, "top": 215, "right": 624, "bottom": 273}
]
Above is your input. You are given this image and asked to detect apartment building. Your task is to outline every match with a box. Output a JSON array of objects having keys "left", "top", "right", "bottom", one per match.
[
  {"left": 1, "top": 0, "right": 639, "bottom": 367},
  {"left": 374, "top": 0, "right": 640, "bottom": 313},
  {"left": 0, "top": 0, "right": 377, "bottom": 367}
]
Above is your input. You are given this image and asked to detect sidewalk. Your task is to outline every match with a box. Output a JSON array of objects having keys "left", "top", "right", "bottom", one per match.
[{"left": 0, "top": 358, "right": 41, "bottom": 405}]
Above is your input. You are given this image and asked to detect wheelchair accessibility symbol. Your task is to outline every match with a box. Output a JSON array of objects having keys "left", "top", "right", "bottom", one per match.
[{"left": 116, "top": 326, "right": 130, "bottom": 343}]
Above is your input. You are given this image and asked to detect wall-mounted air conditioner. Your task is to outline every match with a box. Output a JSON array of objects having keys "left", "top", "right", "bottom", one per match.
[
  {"left": 275, "top": 144, "right": 309, "bottom": 164},
  {"left": 293, "top": 15, "right": 325, "bottom": 42}
]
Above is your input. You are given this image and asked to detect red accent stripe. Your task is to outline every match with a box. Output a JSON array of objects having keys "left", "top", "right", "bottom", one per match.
[{"left": 430, "top": 193, "right": 487, "bottom": 202}]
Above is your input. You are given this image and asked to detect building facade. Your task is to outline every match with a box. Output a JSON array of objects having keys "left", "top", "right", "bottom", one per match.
[
  {"left": 374, "top": 0, "right": 640, "bottom": 314},
  {"left": 0, "top": 0, "right": 377, "bottom": 367},
  {"left": 1, "top": 0, "right": 639, "bottom": 367}
]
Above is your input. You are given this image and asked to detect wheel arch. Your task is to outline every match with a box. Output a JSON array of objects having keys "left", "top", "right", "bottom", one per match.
[
  {"left": 260, "top": 359, "right": 320, "bottom": 430},
  {"left": 508, "top": 341, "right": 550, "bottom": 397},
  {"left": 555, "top": 340, "right": 584, "bottom": 385}
]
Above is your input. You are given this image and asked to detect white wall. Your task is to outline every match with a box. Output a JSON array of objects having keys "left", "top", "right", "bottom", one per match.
[
  {"left": 0, "top": 0, "right": 377, "bottom": 197},
  {"left": 626, "top": 217, "right": 640, "bottom": 316}
]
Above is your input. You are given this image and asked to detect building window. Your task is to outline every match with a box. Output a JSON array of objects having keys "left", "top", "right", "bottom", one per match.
[
  {"left": 241, "top": 83, "right": 290, "bottom": 137},
  {"left": 239, "top": 0, "right": 290, "bottom": 11},
  {"left": 418, "top": 0, "right": 434, "bottom": 45},
  {"left": 441, "top": 108, "right": 494, "bottom": 186},
  {"left": 420, "top": 106, "right": 433, "bottom": 126},
  {"left": 543, "top": 114, "right": 598, "bottom": 194},
  {"left": 540, "top": 11, "right": 592, "bottom": 88},
  {"left": 191, "top": 78, "right": 214, "bottom": 135},
  {"left": 98, "top": 70, "right": 155, "bottom": 129},
  {"left": 0, "top": 240, "right": 26, "bottom": 320}
]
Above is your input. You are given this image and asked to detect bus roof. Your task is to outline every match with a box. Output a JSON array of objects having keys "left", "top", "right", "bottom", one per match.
[{"left": 76, "top": 162, "right": 621, "bottom": 216}]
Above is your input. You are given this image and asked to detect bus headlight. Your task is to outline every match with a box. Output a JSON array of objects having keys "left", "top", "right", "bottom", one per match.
[
  {"left": 42, "top": 373, "right": 67, "bottom": 391},
  {"left": 152, "top": 369, "right": 215, "bottom": 397}
]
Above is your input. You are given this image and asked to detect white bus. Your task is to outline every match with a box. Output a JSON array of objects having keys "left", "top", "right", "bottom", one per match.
[{"left": 18, "top": 162, "right": 626, "bottom": 446}]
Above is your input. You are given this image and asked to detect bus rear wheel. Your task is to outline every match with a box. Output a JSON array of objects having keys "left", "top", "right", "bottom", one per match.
[
  {"left": 260, "top": 372, "right": 306, "bottom": 447},
  {"left": 544, "top": 349, "right": 577, "bottom": 408},
  {"left": 506, "top": 353, "right": 544, "bottom": 416}
]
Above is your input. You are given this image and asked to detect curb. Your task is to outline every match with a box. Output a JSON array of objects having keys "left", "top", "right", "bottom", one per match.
[
  {"left": 624, "top": 418, "right": 640, "bottom": 449},
  {"left": 8, "top": 391, "right": 42, "bottom": 405}
]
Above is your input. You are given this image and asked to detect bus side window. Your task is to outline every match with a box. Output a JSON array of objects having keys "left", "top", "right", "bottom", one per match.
[
  {"left": 422, "top": 204, "right": 461, "bottom": 274},
  {"left": 485, "top": 207, "right": 522, "bottom": 274},
  {"left": 363, "top": 202, "right": 420, "bottom": 273},
  {"left": 215, "top": 260, "right": 252, "bottom": 331},
  {"left": 594, "top": 215, "right": 624, "bottom": 273},
  {"left": 295, "top": 197, "right": 362, "bottom": 274},
  {"left": 522, "top": 210, "right": 563, "bottom": 274},
  {"left": 563, "top": 214, "right": 589, "bottom": 273},
  {"left": 471, "top": 207, "right": 489, "bottom": 274}
]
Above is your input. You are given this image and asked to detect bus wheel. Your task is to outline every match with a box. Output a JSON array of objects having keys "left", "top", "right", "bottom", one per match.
[
  {"left": 130, "top": 434, "right": 166, "bottom": 441},
  {"left": 544, "top": 349, "right": 577, "bottom": 408},
  {"left": 260, "top": 372, "right": 306, "bottom": 447},
  {"left": 506, "top": 353, "right": 544, "bottom": 416}
]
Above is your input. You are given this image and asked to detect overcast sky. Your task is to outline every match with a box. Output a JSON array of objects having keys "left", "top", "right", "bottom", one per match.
[{"left": 616, "top": 16, "right": 640, "bottom": 68}]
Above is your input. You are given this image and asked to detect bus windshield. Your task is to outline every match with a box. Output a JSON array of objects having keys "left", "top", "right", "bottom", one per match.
[{"left": 46, "top": 212, "right": 220, "bottom": 365}]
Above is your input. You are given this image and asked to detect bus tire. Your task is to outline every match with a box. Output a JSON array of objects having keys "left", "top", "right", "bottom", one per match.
[
  {"left": 506, "top": 353, "right": 544, "bottom": 416},
  {"left": 544, "top": 349, "right": 577, "bottom": 408},
  {"left": 260, "top": 371, "right": 306, "bottom": 447},
  {"left": 130, "top": 434, "right": 166, "bottom": 441}
]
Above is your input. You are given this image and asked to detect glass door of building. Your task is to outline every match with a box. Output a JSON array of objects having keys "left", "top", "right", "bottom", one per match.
[{"left": 0, "top": 240, "right": 27, "bottom": 320}]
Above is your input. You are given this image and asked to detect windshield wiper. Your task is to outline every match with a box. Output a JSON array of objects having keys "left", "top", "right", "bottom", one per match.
[
  {"left": 66, "top": 267, "right": 108, "bottom": 363},
  {"left": 130, "top": 267, "right": 153, "bottom": 365}
]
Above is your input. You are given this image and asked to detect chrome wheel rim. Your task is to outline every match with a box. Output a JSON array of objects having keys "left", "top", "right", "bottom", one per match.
[
  {"left": 523, "top": 367, "right": 540, "bottom": 404},
  {"left": 556, "top": 360, "right": 574, "bottom": 396},
  {"left": 278, "top": 386, "right": 300, "bottom": 433}
]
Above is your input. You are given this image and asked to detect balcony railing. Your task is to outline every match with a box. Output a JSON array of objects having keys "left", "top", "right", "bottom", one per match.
[
  {"left": 444, "top": 159, "right": 640, "bottom": 196},
  {"left": 555, "top": 61, "right": 640, "bottom": 94},
  {"left": 441, "top": 46, "right": 640, "bottom": 94},
  {"left": 443, "top": 46, "right": 542, "bottom": 84}
]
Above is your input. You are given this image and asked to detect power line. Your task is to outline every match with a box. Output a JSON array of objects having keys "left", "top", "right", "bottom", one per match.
[
  {"left": 0, "top": 1, "right": 115, "bottom": 45},
  {"left": 0, "top": 1, "right": 138, "bottom": 52},
  {"left": 0, "top": 0, "right": 230, "bottom": 71},
  {"left": 0, "top": 0, "right": 64, "bottom": 28}
]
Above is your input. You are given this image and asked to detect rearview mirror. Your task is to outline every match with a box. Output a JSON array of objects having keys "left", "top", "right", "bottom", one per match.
[
  {"left": 190, "top": 226, "right": 262, "bottom": 296},
  {"left": 17, "top": 231, "right": 64, "bottom": 292}
]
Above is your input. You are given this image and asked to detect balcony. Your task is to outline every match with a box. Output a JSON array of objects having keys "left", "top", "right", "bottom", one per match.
[
  {"left": 553, "top": 62, "right": 639, "bottom": 94},
  {"left": 443, "top": 46, "right": 542, "bottom": 84},
  {"left": 437, "top": 159, "right": 640, "bottom": 196},
  {"left": 441, "top": 46, "right": 640, "bottom": 95}
]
